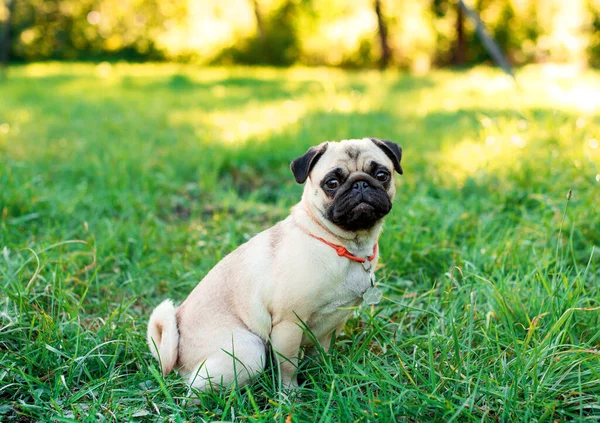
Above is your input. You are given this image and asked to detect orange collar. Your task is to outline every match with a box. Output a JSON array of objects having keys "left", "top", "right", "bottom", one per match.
[{"left": 308, "top": 233, "right": 378, "bottom": 264}]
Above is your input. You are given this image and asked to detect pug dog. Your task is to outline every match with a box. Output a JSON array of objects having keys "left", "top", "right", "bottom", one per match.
[{"left": 147, "top": 137, "right": 402, "bottom": 391}]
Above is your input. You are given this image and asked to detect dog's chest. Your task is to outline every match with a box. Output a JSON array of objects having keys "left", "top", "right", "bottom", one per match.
[
  {"left": 324, "top": 266, "right": 371, "bottom": 311},
  {"left": 307, "top": 265, "right": 372, "bottom": 335}
]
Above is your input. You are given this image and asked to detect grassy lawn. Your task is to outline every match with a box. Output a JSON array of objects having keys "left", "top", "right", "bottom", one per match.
[{"left": 1, "top": 63, "right": 599, "bottom": 422}]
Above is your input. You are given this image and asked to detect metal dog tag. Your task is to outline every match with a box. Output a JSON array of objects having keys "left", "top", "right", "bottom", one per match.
[
  {"left": 361, "top": 260, "right": 371, "bottom": 272},
  {"left": 363, "top": 287, "right": 382, "bottom": 305}
]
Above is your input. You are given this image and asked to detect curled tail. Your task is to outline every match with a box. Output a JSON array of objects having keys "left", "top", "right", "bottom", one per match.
[{"left": 147, "top": 299, "right": 179, "bottom": 376}]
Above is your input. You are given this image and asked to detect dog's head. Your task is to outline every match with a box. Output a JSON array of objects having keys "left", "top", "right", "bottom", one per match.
[{"left": 291, "top": 138, "right": 402, "bottom": 231}]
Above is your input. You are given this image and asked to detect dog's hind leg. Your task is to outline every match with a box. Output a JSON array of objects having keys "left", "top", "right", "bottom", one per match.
[{"left": 186, "top": 329, "right": 266, "bottom": 392}]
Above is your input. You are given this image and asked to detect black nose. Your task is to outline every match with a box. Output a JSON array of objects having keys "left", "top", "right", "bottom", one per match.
[{"left": 352, "top": 181, "right": 370, "bottom": 193}]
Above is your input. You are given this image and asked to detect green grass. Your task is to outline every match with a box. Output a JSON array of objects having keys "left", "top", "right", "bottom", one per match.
[{"left": 1, "top": 62, "right": 599, "bottom": 422}]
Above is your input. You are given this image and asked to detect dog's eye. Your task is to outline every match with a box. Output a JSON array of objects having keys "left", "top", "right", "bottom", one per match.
[
  {"left": 375, "top": 171, "right": 390, "bottom": 182},
  {"left": 325, "top": 178, "right": 339, "bottom": 190}
]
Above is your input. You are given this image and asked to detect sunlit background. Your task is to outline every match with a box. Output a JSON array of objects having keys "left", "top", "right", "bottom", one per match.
[{"left": 1, "top": 0, "right": 599, "bottom": 70}]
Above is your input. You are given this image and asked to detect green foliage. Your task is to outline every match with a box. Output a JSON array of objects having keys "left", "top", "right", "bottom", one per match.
[
  {"left": 1, "top": 0, "right": 600, "bottom": 67},
  {"left": 1, "top": 64, "right": 600, "bottom": 421},
  {"left": 216, "top": 0, "right": 303, "bottom": 66},
  {"left": 5, "top": 0, "right": 184, "bottom": 61},
  {"left": 588, "top": 0, "right": 600, "bottom": 67}
]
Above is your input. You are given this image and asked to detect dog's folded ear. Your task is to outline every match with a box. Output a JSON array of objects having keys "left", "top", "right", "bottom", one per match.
[
  {"left": 290, "top": 143, "right": 328, "bottom": 184},
  {"left": 370, "top": 138, "right": 403, "bottom": 175}
]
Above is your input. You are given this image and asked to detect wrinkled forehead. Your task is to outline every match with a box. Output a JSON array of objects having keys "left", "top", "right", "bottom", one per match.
[{"left": 312, "top": 139, "right": 393, "bottom": 177}]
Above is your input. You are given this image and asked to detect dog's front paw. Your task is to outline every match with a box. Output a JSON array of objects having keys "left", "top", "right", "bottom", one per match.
[
  {"left": 276, "top": 376, "right": 301, "bottom": 402},
  {"left": 277, "top": 386, "right": 302, "bottom": 403},
  {"left": 280, "top": 374, "right": 299, "bottom": 390},
  {"left": 285, "top": 380, "right": 300, "bottom": 390}
]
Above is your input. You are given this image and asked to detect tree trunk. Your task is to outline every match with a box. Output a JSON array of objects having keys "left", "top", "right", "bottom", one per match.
[
  {"left": 454, "top": 0, "right": 466, "bottom": 65},
  {"left": 458, "top": 0, "right": 514, "bottom": 78},
  {"left": 374, "top": 0, "right": 391, "bottom": 69},
  {"left": 1, "top": 0, "right": 16, "bottom": 77},
  {"left": 251, "top": 0, "right": 264, "bottom": 40}
]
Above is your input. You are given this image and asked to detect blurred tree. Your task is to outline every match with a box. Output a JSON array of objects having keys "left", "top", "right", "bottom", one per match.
[
  {"left": 588, "top": 0, "right": 600, "bottom": 66},
  {"left": 454, "top": 0, "right": 466, "bottom": 64},
  {"left": 252, "top": 0, "right": 265, "bottom": 41},
  {"left": 430, "top": 0, "right": 454, "bottom": 66},
  {"left": 1, "top": 0, "right": 15, "bottom": 74},
  {"left": 216, "top": 0, "right": 305, "bottom": 66},
  {"left": 458, "top": 0, "right": 514, "bottom": 77},
  {"left": 374, "top": 0, "right": 392, "bottom": 68},
  {"left": 493, "top": 1, "right": 516, "bottom": 54},
  {"left": 7, "top": 0, "right": 186, "bottom": 61},
  {"left": 298, "top": 0, "right": 377, "bottom": 68},
  {"left": 0, "top": 0, "right": 597, "bottom": 68}
]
